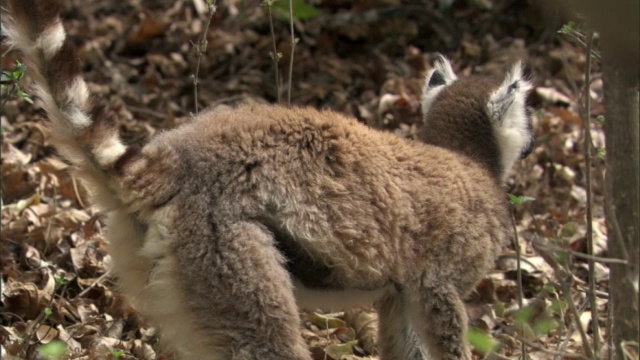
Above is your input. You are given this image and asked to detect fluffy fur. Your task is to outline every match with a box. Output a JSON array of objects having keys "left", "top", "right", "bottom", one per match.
[
  {"left": 3, "top": 2, "right": 534, "bottom": 359},
  {"left": 420, "top": 58, "right": 534, "bottom": 182}
]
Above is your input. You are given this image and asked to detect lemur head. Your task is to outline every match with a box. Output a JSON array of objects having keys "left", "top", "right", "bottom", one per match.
[{"left": 419, "top": 56, "right": 534, "bottom": 183}]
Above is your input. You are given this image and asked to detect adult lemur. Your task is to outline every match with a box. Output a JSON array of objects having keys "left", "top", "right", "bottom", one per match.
[{"left": 3, "top": 1, "right": 533, "bottom": 359}]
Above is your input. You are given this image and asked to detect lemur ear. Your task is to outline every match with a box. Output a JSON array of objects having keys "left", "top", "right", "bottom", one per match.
[
  {"left": 421, "top": 55, "right": 457, "bottom": 119},
  {"left": 486, "top": 61, "right": 532, "bottom": 125},
  {"left": 487, "top": 61, "right": 535, "bottom": 181}
]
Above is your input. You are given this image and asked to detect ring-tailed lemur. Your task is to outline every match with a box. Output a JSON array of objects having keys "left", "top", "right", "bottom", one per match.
[{"left": 3, "top": 1, "right": 533, "bottom": 359}]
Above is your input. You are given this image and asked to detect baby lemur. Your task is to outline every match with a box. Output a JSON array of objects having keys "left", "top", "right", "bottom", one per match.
[{"left": 3, "top": 1, "right": 533, "bottom": 359}]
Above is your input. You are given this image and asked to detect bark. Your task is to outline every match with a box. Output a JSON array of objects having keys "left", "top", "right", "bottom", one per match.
[{"left": 601, "top": 24, "right": 640, "bottom": 360}]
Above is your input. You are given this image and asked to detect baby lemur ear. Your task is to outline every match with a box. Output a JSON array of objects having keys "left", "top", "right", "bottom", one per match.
[
  {"left": 421, "top": 55, "right": 458, "bottom": 119},
  {"left": 487, "top": 62, "right": 535, "bottom": 181},
  {"left": 487, "top": 61, "right": 532, "bottom": 124}
]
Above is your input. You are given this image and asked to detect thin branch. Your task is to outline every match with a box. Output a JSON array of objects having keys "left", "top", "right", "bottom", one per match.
[
  {"left": 265, "top": 1, "right": 281, "bottom": 103},
  {"left": 533, "top": 239, "right": 597, "bottom": 360},
  {"left": 517, "top": 334, "right": 589, "bottom": 359},
  {"left": 192, "top": 0, "right": 218, "bottom": 115},
  {"left": 607, "top": 291, "right": 614, "bottom": 360},
  {"left": 536, "top": 243, "right": 627, "bottom": 265},
  {"left": 510, "top": 208, "right": 527, "bottom": 359},
  {"left": 576, "top": 286, "right": 610, "bottom": 299},
  {"left": 581, "top": 29, "right": 601, "bottom": 354},
  {"left": 19, "top": 280, "right": 69, "bottom": 357},
  {"left": 561, "top": 275, "right": 597, "bottom": 360},
  {"left": 77, "top": 271, "right": 112, "bottom": 298},
  {"left": 556, "top": 310, "right": 579, "bottom": 360},
  {"left": 287, "top": 0, "right": 296, "bottom": 107}
]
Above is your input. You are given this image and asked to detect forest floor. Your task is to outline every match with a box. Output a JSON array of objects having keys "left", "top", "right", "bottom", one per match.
[{"left": 1, "top": 0, "right": 611, "bottom": 359}]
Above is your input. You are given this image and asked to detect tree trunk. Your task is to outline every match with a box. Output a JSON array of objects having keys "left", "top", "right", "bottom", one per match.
[{"left": 601, "top": 25, "right": 640, "bottom": 360}]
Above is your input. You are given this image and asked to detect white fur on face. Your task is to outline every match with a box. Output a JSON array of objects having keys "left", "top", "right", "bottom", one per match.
[
  {"left": 421, "top": 55, "right": 458, "bottom": 121},
  {"left": 487, "top": 62, "right": 533, "bottom": 181}
]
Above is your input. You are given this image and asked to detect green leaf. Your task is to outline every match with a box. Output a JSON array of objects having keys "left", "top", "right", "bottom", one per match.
[
  {"left": 107, "top": 345, "right": 124, "bottom": 359},
  {"left": 514, "top": 306, "right": 535, "bottom": 325},
  {"left": 1, "top": 71, "right": 13, "bottom": 82},
  {"left": 468, "top": 327, "right": 497, "bottom": 354},
  {"left": 542, "top": 284, "right": 557, "bottom": 295},
  {"left": 550, "top": 299, "right": 568, "bottom": 314},
  {"left": 17, "top": 90, "right": 34, "bottom": 104},
  {"left": 272, "top": 0, "right": 320, "bottom": 20},
  {"left": 558, "top": 21, "right": 576, "bottom": 34},
  {"left": 534, "top": 318, "right": 558, "bottom": 335},
  {"left": 560, "top": 221, "right": 577, "bottom": 237},
  {"left": 39, "top": 341, "right": 68, "bottom": 359},
  {"left": 597, "top": 148, "right": 606, "bottom": 159},
  {"left": 508, "top": 194, "right": 536, "bottom": 205},
  {"left": 44, "top": 307, "right": 53, "bottom": 317}
]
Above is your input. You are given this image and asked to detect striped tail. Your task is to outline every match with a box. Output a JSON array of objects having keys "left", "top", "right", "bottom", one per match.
[{"left": 3, "top": 0, "right": 136, "bottom": 208}]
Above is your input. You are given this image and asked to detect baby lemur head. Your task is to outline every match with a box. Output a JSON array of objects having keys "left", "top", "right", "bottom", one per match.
[{"left": 419, "top": 56, "right": 534, "bottom": 183}]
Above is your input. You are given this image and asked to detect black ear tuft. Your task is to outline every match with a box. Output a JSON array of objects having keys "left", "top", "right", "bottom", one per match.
[{"left": 428, "top": 71, "right": 446, "bottom": 87}]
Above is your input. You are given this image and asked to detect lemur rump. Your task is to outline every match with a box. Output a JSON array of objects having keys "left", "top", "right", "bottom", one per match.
[{"left": 3, "top": 1, "right": 534, "bottom": 359}]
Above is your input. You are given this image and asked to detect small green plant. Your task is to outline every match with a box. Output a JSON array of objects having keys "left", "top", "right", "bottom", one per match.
[
  {"left": 271, "top": 0, "right": 319, "bottom": 20},
  {"left": 107, "top": 345, "right": 125, "bottom": 359},
  {"left": 38, "top": 340, "right": 67, "bottom": 360},
  {"left": 508, "top": 194, "right": 536, "bottom": 205},
  {"left": 55, "top": 277, "right": 67, "bottom": 287},
  {"left": 263, "top": 0, "right": 283, "bottom": 103},
  {"left": 1, "top": 61, "right": 33, "bottom": 105},
  {"left": 467, "top": 327, "right": 497, "bottom": 354}
]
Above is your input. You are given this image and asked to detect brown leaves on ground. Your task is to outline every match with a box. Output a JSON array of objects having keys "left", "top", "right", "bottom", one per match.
[{"left": 2, "top": 0, "right": 611, "bottom": 359}]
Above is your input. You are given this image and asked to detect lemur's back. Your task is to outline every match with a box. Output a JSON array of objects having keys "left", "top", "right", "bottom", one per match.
[{"left": 139, "top": 103, "right": 509, "bottom": 290}]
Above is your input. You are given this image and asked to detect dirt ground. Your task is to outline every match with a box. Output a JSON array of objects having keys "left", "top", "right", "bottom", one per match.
[{"left": 1, "top": 0, "right": 609, "bottom": 359}]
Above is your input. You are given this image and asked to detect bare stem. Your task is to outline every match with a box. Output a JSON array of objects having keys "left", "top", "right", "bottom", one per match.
[
  {"left": 266, "top": 2, "right": 281, "bottom": 103},
  {"left": 562, "top": 275, "right": 597, "bottom": 360},
  {"left": 582, "top": 28, "right": 601, "bottom": 355},
  {"left": 533, "top": 238, "right": 597, "bottom": 360},
  {"left": 510, "top": 208, "right": 527, "bottom": 360},
  {"left": 536, "top": 243, "right": 627, "bottom": 265},
  {"left": 287, "top": 0, "right": 296, "bottom": 107},
  {"left": 192, "top": 0, "right": 218, "bottom": 115},
  {"left": 19, "top": 280, "right": 69, "bottom": 357}
]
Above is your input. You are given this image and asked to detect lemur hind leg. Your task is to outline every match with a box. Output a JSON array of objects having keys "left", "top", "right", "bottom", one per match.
[
  {"left": 376, "top": 288, "right": 428, "bottom": 360},
  {"left": 410, "top": 279, "right": 471, "bottom": 360},
  {"left": 173, "top": 220, "right": 311, "bottom": 360}
]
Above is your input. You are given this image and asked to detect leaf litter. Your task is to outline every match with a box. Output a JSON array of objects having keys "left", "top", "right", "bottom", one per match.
[{"left": 2, "top": 0, "right": 611, "bottom": 359}]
